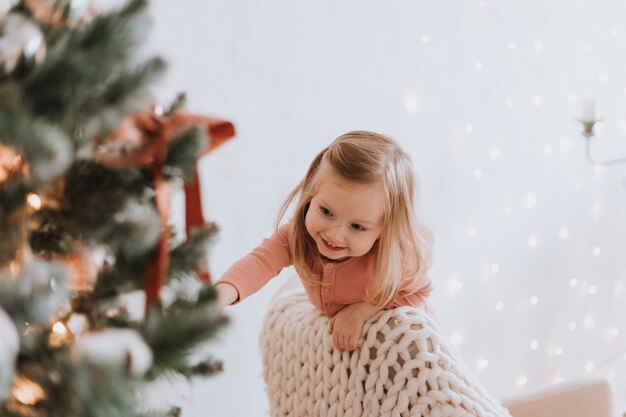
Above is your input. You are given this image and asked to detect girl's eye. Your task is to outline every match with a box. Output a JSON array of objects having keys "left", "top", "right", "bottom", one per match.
[
  {"left": 320, "top": 207, "right": 332, "bottom": 216},
  {"left": 351, "top": 224, "right": 366, "bottom": 232}
]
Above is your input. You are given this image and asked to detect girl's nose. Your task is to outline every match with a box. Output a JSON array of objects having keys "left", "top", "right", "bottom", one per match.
[{"left": 326, "top": 227, "right": 345, "bottom": 244}]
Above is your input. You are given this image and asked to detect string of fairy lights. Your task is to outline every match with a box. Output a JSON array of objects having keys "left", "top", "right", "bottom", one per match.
[{"left": 400, "top": 0, "right": 626, "bottom": 395}]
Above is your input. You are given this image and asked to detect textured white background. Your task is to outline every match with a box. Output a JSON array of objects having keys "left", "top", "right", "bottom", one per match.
[{"left": 144, "top": 1, "right": 626, "bottom": 415}]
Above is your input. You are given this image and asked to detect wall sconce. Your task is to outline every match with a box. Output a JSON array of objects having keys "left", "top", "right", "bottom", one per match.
[{"left": 578, "top": 99, "right": 626, "bottom": 166}]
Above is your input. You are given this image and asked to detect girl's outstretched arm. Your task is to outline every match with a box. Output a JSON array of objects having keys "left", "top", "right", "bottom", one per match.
[{"left": 328, "top": 301, "right": 383, "bottom": 351}]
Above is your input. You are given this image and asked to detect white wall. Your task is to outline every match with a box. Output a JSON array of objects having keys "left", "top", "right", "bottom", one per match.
[{"left": 146, "top": 1, "right": 626, "bottom": 415}]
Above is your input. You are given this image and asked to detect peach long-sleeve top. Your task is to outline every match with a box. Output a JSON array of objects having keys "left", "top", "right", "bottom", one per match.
[{"left": 217, "top": 223, "right": 433, "bottom": 317}]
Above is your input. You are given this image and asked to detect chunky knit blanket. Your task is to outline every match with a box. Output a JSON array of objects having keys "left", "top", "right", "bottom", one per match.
[{"left": 260, "top": 288, "right": 512, "bottom": 417}]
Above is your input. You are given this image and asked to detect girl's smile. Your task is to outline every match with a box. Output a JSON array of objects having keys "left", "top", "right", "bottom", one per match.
[{"left": 305, "top": 166, "right": 384, "bottom": 261}]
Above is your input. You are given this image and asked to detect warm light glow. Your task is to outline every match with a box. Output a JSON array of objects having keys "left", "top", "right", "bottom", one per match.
[
  {"left": 530, "top": 340, "right": 538, "bottom": 350},
  {"left": 554, "top": 346, "right": 563, "bottom": 356},
  {"left": 529, "top": 296, "right": 538, "bottom": 306},
  {"left": 568, "top": 322, "right": 577, "bottom": 331},
  {"left": 559, "top": 227, "right": 569, "bottom": 239},
  {"left": 49, "top": 321, "right": 72, "bottom": 347},
  {"left": 11, "top": 375, "right": 46, "bottom": 405},
  {"left": 528, "top": 235, "right": 537, "bottom": 248},
  {"left": 490, "top": 263, "right": 500, "bottom": 274},
  {"left": 8, "top": 261, "right": 20, "bottom": 279},
  {"left": 495, "top": 302, "right": 504, "bottom": 311},
  {"left": 584, "top": 314, "right": 595, "bottom": 329},
  {"left": 588, "top": 286, "right": 597, "bottom": 295},
  {"left": 52, "top": 321, "right": 67, "bottom": 335},
  {"left": 569, "top": 278, "right": 578, "bottom": 288},
  {"left": 516, "top": 376, "right": 528, "bottom": 388},
  {"left": 26, "top": 193, "right": 41, "bottom": 210},
  {"left": 592, "top": 247, "right": 601, "bottom": 256},
  {"left": 585, "top": 362, "right": 595, "bottom": 373}
]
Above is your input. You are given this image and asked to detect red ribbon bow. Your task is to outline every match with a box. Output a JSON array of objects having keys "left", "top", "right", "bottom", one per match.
[{"left": 97, "top": 111, "right": 235, "bottom": 306}]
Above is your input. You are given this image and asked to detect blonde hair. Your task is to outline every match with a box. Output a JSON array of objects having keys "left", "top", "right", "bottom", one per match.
[{"left": 276, "top": 131, "right": 433, "bottom": 307}]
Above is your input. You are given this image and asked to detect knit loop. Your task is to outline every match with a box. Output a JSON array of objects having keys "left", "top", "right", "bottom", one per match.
[{"left": 261, "top": 289, "right": 511, "bottom": 417}]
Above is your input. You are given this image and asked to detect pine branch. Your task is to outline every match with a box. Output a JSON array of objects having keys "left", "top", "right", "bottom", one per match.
[{"left": 143, "top": 292, "right": 228, "bottom": 379}]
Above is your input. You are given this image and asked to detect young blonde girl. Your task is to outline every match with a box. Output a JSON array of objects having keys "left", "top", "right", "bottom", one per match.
[{"left": 215, "top": 131, "right": 433, "bottom": 351}]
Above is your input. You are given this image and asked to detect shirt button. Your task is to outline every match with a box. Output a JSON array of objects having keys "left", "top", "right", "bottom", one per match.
[{"left": 325, "top": 264, "right": 334, "bottom": 269}]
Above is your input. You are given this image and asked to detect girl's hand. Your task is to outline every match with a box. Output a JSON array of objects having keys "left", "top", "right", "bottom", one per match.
[
  {"left": 214, "top": 282, "right": 238, "bottom": 310},
  {"left": 328, "top": 301, "right": 382, "bottom": 351}
]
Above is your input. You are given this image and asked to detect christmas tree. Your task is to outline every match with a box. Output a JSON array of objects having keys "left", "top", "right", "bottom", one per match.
[{"left": 0, "top": 1, "right": 232, "bottom": 416}]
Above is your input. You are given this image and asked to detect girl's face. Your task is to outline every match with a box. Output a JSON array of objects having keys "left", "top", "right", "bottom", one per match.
[{"left": 305, "top": 168, "right": 385, "bottom": 262}]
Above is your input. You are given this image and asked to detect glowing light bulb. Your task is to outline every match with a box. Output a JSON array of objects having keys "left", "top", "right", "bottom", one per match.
[
  {"left": 592, "top": 247, "right": 601, "bottom": 256},
  {"left": 475, "top": 62, "right": 484, "bottom": 71},
  {"left": 27, "top": 193, "right": 41, "bottom": 210},
  {"left": 569, "top": 278, "right": 578, "bottom": 287},
  {"left": 585, "top": 362, "right": 595, "bottom": 373},
  {"left": 11, "top": 376, "right": 45, "bottom": 405},
  {"left": 476, "top": 358, "right": 489, "bottom": 370},
  {"left": 568, "top": 322, "right": 577, "bottom": 331},
  {"left": 559, "top": 227, "right": 569, "bottom": 239},
  {"left": 530, "top": 340, "right": 538, "bottom": 350},
  {"left": 516, "top": 376, "right": 528, "bottom": 387},
  {"left": 528, "top": 235, "right": 538, "bottom": 248},
  {"left": 52, "top": 321, "right": 67, "bottom": 335},
  {"left": 554, "top": 346, "right": 563, "bottom": 356},
  {"left": 490, "top": 263, "right": 500, "bottom": 274},
  {"left": 588, "top": 286, "right": 597, "bottom": 295},
  {"left": 495, "top": 302, "right": 504, "bottom": 311},
  {"left": 421, "top": 35, "right": 431, "bottom": 43},
  {"left": 529, "top": 296, "right": 538, "bottom": 306}
]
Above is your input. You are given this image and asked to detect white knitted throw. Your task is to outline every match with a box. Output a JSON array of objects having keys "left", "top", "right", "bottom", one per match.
[{"left": 261, "top": 289, "right": 512, "bottom": 417}]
